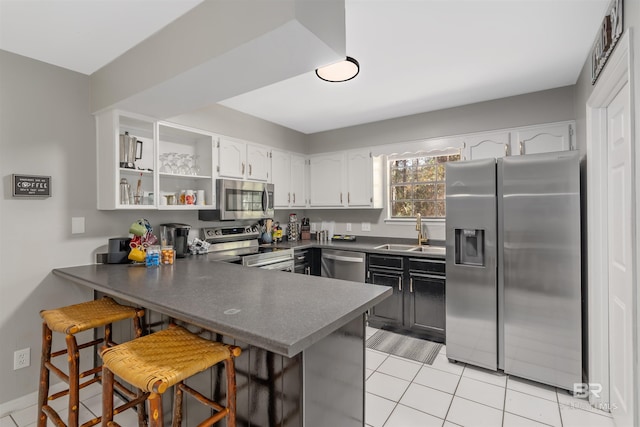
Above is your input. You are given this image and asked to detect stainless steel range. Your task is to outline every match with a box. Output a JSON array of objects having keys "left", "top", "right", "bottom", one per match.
[{"left": 202, "top": 225, "right": 294, "bottom": 272}]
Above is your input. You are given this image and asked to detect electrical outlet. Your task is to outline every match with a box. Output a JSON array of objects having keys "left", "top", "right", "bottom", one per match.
[
  {"left": 14, "top": 348, "right": 30, "bottom": 370},
  {"left": 346, "top": 223, "right": 352, "bottom": 232},
  {"left": 361, "top": 222, "right": 371, "bottom": 232}
]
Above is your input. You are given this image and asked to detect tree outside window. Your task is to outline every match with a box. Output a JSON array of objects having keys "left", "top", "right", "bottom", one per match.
[{"left": 389, "top": 153, "right": 460, "bottom": 218}]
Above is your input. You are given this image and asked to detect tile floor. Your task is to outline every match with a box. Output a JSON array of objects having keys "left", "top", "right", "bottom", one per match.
[
  {"left": 1, "top": 328, "right": 617, "bottom": 427},
  {"left": 364, "top": 327, "right": 615, "bottom": 427}
]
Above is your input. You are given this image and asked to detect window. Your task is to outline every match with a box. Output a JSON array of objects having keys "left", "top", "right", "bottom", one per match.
[{"left": 389, "top": 153, "right": 460, "bottom": 218}]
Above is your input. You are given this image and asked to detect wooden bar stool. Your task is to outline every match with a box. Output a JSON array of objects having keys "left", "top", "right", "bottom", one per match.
[
  {"left": 38, "top": 296, "right": 145, "bottom": 427},
  {"left": 100, "top": 324, "right": 241, "bottom": 427}
]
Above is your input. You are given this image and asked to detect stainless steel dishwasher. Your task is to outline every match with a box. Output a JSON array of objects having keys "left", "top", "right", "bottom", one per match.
[{"left": 321, "top": 249, "right": 366, "bottom": 282}]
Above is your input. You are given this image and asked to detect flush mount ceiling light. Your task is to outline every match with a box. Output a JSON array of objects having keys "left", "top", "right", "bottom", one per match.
[{"left": 315, "top": 56, "right": 360, "bottom": 82}]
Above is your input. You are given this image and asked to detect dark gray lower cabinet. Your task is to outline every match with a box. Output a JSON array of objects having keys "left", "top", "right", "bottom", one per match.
[
  {"left": 368, "top": 270, "right": 404, "bottom": 327},
  {"left": 367, "top": 255, "right": 446, "bottom": 342}
]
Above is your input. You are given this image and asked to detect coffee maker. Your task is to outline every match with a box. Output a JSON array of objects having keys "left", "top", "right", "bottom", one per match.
[{"left": 160, "top": 223, "right": 191, "bottom": 258}]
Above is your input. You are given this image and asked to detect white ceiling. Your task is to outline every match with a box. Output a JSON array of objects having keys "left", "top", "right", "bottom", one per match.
[{"left": 0, "top": 0, "right": 609, "bottom": 134}]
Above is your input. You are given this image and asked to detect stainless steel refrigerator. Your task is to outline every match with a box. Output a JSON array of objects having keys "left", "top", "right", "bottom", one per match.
[{"left": 445, "top": 151, "right": 582, "bottom": 390}]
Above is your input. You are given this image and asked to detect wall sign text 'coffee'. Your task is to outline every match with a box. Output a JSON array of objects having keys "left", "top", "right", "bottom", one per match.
[{"left": 12, "top": 174, "right": 51, "bottom": 198}]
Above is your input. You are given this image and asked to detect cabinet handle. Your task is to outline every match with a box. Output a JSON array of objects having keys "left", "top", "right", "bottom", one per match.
[
  {"left": 504, "top": 144, "right": 510, "bottom": 156},
  {"left": 249, "top": 164, "right": 252, "bottom": 175},
  {"left": 288, "top": 192, "right": 291, "bottom": 203},
  {"left": 348, "top": 192, "right": 350, "bottom": 204},
  {"left": 242, "top": 162, "right": 245, "bottom": 175},
  {"left": 340, "top": 192, "right": 343, "bottom": 203},
  {"left": 305, "top": 266, "right": 310, "bottom": 275},
  {"left": 519, "top": 141, "right": 524, "bottom": 155},
  {"left": 293, "top": 193, "right": 296, "bottom": 204},
  {"left": 410, "top": 277, "right": 414, "bottom": 293},
  {"left": 398, "top": 276, "right": 402, "bottom": 292}
]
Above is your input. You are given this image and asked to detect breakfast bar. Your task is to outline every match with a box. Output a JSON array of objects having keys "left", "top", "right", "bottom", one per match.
[{"left": 52, "top": 258, "right": 391, "bottom": 427}]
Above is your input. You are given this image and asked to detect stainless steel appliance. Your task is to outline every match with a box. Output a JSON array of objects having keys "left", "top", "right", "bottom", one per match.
[
  {"left": 321, "top": 249, "right": 366, "bottom": 282},
  {"left": 199, "top": 179, "right": 274, "bottom": 221},
  {"left": 160, "top": 223, "right": 191, "bottom": 258},
  {"left": 445, "top": 151, "right": 582, "bottom": 390},
  {"left": 119, "top": 132, "right": 143, "bottom": 169},
  {"left": 203, "top": 225, "right": 294, "bottom": 271}
]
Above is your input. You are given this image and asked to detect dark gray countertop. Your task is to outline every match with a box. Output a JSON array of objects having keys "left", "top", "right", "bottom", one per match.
[
  {"left": 264, "top": 237, "right": 446, "bottom": 259},
  {"left": 52, "top": 257, "right": 391, "bottom": 358}
]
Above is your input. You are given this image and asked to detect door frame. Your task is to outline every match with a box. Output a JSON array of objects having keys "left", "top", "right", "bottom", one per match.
[{"left": 586, "top": 29, "right": 636, "bottom": 417}]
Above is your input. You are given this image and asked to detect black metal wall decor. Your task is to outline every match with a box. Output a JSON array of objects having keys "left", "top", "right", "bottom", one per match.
[
  {"left": 12, "top": 174, "right": 51, "bottom": 197},
  {"left": 591, "top": 0, "right": 623, "bottom": 85}
]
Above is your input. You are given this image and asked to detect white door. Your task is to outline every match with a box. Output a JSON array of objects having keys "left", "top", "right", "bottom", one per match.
[{"left": 607, "top": 83, "right": 634, "bottom": 427}]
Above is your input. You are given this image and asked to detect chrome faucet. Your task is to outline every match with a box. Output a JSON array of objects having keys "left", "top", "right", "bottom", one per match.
[{"left": 416, "top": 213, "right": 428, "bottom": 246}]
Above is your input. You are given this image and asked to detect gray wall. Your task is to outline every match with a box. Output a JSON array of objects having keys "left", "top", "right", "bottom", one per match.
[
  {"left": 306, "top": 86, "right": 575, "bottom": 154},
  {"left": 0, "top": 50, "right": 302, "bottom": 409}
]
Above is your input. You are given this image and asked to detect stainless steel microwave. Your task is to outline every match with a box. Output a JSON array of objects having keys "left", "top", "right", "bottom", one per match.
[{"left": 199, "top": 179, "right": 274, "bottom": 221}]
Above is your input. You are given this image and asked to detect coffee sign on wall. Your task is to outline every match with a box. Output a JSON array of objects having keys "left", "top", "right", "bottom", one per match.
[{"left": 12, "top": 174, "right": 51, "bottom": 198}]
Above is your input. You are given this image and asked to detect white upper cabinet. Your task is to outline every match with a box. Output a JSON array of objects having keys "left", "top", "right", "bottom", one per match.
[
  {"left": 347, "top": 149, "right": 374, "bottom": 207},
  {"left": 271, "top": 149, "right": 291, "bottom": 207},
  {"left": 246, "top": 144, "right": 270, "bottom": 181},
  {"left": 271, "top": 150, "right": 307, "bottom": 208},
  {"left": 157, "top": 122, "right": 214, "bottom": 209},
  {"left": 217, "top": 138, "right": 270, "bottom": 181},
  {"left": 308, "top": 150, "right": 382, "bottom": 209},
  {"left": 290, "top": 154, "right": 307, "bottom": 207},
  {"left": 217, "top": 137, "right": 247, "bottom": 179},
  {"left": 463, "top": 132, "right": 511, "bottom": 160},
  {"left": 309, "top": 153, "right": 346, "bottom": 207},
  {"left": 96, "top": 110, "right": 157, "bottom": 210},
  {"left": 511, "top": 122, "right": 573, "bottom": 155}
]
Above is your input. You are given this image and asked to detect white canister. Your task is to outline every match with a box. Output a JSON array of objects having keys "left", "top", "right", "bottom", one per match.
[{"left": 196, "top": 190, "right": 206, "bottom": 205}]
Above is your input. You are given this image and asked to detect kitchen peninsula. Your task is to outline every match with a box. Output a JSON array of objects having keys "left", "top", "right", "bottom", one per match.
[{"left": 52, "top": 257, "right": 391, "bottom": 427}]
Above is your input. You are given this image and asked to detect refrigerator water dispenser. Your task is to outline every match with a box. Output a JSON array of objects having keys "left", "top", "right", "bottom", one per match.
[{"left": 455, "top": 229, "right": 485, "bottom": 266}]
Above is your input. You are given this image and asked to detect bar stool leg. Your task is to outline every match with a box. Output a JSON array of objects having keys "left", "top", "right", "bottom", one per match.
[
  {"left": 171, "top": 383, "right": 184, "bottom": 427},
  {"left": 66, "top": 334, "right": 80, "bottom": 427},
  {"left": 225, "top": 357, "right": 237, "bottom": 427},
  {"left": 37, "top": 322, "right": 53, "bottom": 427},
  {"left": 148, "top": 393, "right": 163, "bottom": 427},
  {"left": 102, "top": 367, "right": 114, "bottom": 427}
]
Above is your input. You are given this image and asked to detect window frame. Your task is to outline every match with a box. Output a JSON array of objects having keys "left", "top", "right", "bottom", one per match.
[{"left": 385, "top": 151, "right": 460, "bottom": 221}]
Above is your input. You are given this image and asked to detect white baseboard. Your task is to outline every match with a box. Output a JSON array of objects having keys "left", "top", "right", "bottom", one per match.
[{"left": 0, "top": 382, "right": 66, "bottom": 418}]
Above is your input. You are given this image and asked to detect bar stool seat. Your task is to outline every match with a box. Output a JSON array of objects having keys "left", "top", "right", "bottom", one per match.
[
  {"left": 38, "top": 297, "right": 145, "bottom": 427},
  {"left": 100, "top": 324, "right": 241, "bottom": 427}
]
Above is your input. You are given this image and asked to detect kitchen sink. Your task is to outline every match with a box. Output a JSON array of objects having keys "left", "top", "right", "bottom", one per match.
[
  {"left": 373, "top": 244, "right": 420, "bottom": 251},
  {"left": 409, "top": 245, "right": 446, "bottom": 255}
]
